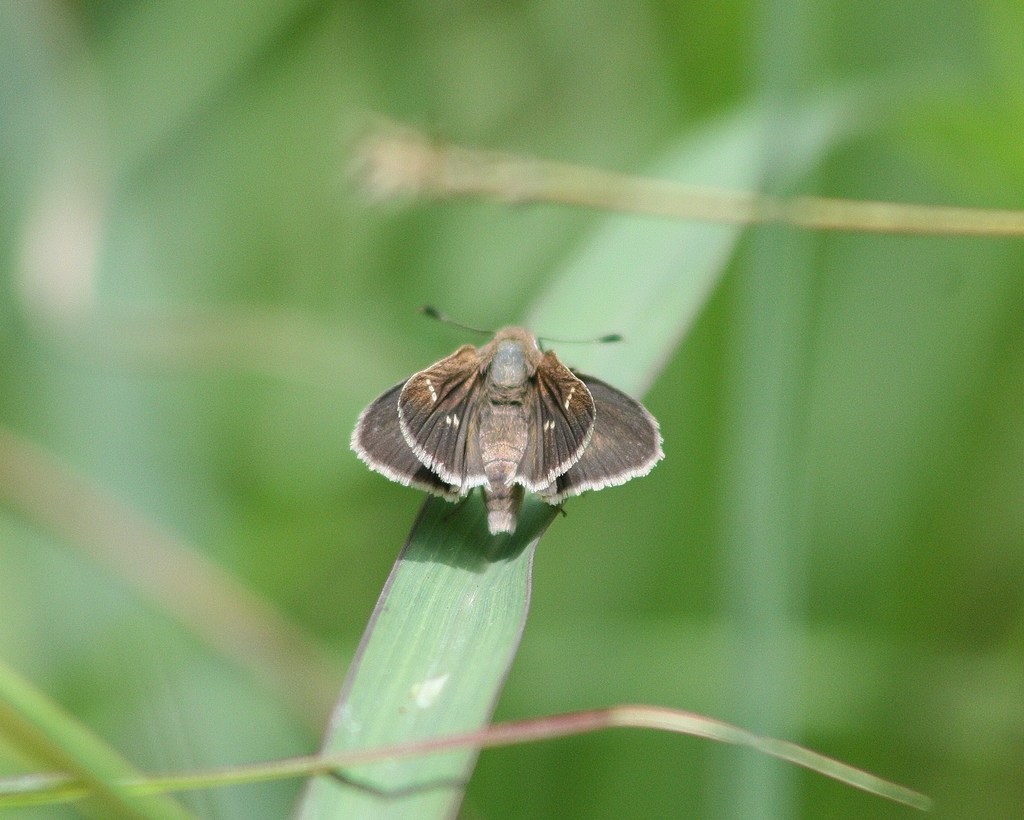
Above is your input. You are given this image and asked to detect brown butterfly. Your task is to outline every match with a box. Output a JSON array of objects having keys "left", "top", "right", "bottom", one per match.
[{"left": 351, "top": 327, "right": 663, "bottom": 535}]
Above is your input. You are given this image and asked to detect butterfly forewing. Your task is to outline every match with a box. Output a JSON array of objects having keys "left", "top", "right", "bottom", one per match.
[
  {"left": 516, "top": 351, "right": 596, "bottom": 491},
  {"left": 351, "top": 382, "right": 459, "bottom": 498},
  {"left": 398, "top": 345, "right": 487, "bottom": 488},
  {"left": 545, "top": 375, "right": 663, "bottom": 502}
]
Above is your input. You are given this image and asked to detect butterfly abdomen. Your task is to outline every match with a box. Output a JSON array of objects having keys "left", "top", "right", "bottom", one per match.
[
  {"left": 478, "top": 401, "right": 530, "bottom": 534},
  {"left": 483, "top": 484, "right": 524, "bottom": 534}
]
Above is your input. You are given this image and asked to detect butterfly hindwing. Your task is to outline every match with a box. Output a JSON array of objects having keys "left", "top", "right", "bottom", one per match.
[
  {"left": 351, "top": 382, "right": 459, "bottom": 498},
  {"left": 544, "top": 374, "right": 663, "bottom": 502},
  {"left": 398, "top": 345, "right": 487, "bottom": 488}
]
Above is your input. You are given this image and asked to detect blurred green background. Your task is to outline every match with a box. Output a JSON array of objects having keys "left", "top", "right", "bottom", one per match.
[{"left": 1, "top": 1, "right": 1022, "bottom": 818}]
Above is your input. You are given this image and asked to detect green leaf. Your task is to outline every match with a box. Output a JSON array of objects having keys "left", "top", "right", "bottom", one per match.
[{"left": 296, "top": 496, "right": 550, "bottom": 818}]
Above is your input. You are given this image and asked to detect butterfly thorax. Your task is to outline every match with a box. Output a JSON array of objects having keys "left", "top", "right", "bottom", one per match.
[{"left": 488, "top": 333, "right": 537, "bottom": 382}]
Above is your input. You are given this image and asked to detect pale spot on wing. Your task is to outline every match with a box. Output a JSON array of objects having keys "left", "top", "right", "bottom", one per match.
[
  {"left": 410, "top": 673, "right": 449, "bottom": 708},
  {"left": 564, "top": 385, "right": 576, "bottom": 410},
  {"left": 445, "top": 415, "right": 451, "bottom": 426},
  {"left": 425, "top": 378, "right": 438, "bottom": 402},
  {"left": 452, "top": 413, "right": 460, "bottom": 427}
]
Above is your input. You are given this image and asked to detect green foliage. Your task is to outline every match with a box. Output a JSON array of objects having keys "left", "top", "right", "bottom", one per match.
[{"left": 1, "top": 1, "right": 1022, "bottom": 818}]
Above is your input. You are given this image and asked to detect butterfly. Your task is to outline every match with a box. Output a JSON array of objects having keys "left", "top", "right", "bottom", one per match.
[{"left": 351, "top": 326, "right": 663, "bottom": 535}]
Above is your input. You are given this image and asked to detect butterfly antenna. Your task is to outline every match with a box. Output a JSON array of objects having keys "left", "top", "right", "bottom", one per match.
[
  {"left": 537, "top": 332, "right": 623, "bottom": 345},
  {"left": 419, "top": 305, "right": 493, "bottom": 336},
  {"left": 421, "top": 306, "right": 622, "bottom": 344}
]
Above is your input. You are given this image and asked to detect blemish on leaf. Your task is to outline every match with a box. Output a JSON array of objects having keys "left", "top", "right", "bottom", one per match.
[{"left": 410, "top": 673, "right": 450, "bottom": 708}]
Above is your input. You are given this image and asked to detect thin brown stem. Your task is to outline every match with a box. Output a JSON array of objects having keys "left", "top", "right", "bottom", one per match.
[
  {"left": 2, "top": 704, "right": 932, "bottom": 812},
  {"left": 354, "top": 122, "right": 1024, "bottom": 237}
]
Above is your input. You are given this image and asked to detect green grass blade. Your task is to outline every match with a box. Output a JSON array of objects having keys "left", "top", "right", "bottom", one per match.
[
  {"left": 295, "top": 496, "right": 552, "bottom": 818},
  {"left": 0, "top": 658, "right": 193, "bottom": 820},
  {"left": 298, "top": 98, "right": 852, "bottom": 819}
]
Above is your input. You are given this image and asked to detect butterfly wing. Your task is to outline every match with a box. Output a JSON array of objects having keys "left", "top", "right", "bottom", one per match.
[
  {"left": 351, "top": 382, "right": 459, "bottom": 498},
  {"left": 398, "top": 345, "right": 487, "bottom": 489},
  {"left": 516, "top": 350, "right": 596, "bottom": 492},
  {"left": 543, "top": 374, "right": 663, "bottom": 502}
]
